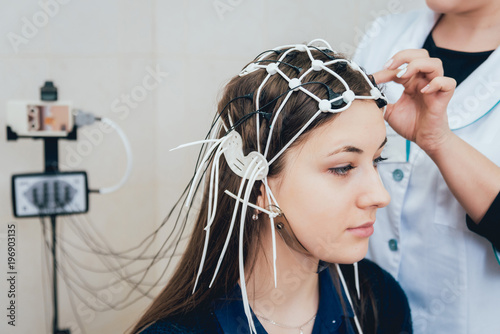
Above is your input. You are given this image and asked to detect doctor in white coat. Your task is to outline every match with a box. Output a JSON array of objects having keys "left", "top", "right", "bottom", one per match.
[{"left": 354, "top": 1, "right": 500, "bottom": 333}]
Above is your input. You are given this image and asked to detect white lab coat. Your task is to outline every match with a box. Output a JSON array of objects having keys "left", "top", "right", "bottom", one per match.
[{"left": 354, "top": 8, "right": 500, "bottom": 334}]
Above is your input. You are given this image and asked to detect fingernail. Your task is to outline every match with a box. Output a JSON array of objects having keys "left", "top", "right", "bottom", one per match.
[
  {"left": 383, "top": 58, "right": 393, "bottom": 69},
  {"left": 396, "top": 67, "right": 407, "bottom": 78},
  {"left": 421, "top": 84, "right": 430, "bottom": 93},
  {"left": 397, "top": 63, "right": 408, "bottom": 70}
]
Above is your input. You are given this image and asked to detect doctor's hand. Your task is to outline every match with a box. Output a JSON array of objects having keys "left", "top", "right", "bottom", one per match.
[{"left": 373, "top": 49, "right": 457, "bottom": 155}]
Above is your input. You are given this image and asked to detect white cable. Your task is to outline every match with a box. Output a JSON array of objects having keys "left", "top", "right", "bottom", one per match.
[
  {"left": 225, "top": 178, "right": 280, "bottom": 288},
  {"left": 238, "top": 161, "right": 264, "bottom": 334},
  {"left": 307, "top": 38, "right": 333, "bottom": 50},
  {"left": 335, "top": 264, "right": 363, "bottom": 334},
  {"left": 185, "top": 136, "right": 228, "bottom": 207},
  {"left": 263, "top": 91, "right": 294, "bottom": 159},
  {"left": 98, "top": 117, "right": 133, "bottom": 194},
  {"left": 208, "top": 158, "right": 255, "bottom": 288},
  {"left": 255, "top": 74, "right": 272, "bottom": 153},
  {"left": 268, "top": 109, "right": 322, "bottom": 166},
  {"left": 169, "top": 139, "right": 220, "bottom": 151},
  {"left": 354, "top": 262, "right": 360, "bottom": 300},
  {"left": 263, "top": 177, "right": 278, "bottom": 288},
  {"left": 192, "top": 145, "right": 227, "bottom": 293},
  {"left": 263, "top": 179, "right": 280, "bottom": 210},
  {"left": 224, "top": 190, "right": 278, "bottom": 218}
]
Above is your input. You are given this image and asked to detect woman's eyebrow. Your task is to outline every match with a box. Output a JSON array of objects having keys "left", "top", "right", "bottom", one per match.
[
  {"left": 326, "top": 137, "right": 387, "bottom": 157},
  {"left": 379, "top": 137, "right": 388, "bottom": 149}
]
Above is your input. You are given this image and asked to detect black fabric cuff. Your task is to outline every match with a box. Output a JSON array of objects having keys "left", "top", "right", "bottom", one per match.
[{"left": 466, "top": 191, "right": 500, "bottom": 250}]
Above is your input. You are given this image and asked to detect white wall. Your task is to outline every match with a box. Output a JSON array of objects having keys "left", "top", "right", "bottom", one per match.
[{"left": 0, "top": 0, "right": 425, "bottom": 333}]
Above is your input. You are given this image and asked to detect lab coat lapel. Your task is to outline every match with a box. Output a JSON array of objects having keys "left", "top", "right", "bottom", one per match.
[
  {"left": 447, "top": 48, "right": 500, "bottom": 130},
  {"left": 386, "top": 9, "right": 438, "bottom": 58}
]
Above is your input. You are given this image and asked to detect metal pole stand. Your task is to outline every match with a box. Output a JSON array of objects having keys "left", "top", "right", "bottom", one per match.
[{"left": 41, "top": 82, "right": 71, "bottom": 334}]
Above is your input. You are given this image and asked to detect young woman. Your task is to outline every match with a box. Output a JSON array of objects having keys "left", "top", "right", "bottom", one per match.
[{"left": 131, "top": 40, "right": 453, "bottom": 334}]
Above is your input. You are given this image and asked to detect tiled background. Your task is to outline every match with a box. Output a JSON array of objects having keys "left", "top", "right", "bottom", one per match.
[{"left": 0, "top": 0, "right": 425, "bottom": 333}]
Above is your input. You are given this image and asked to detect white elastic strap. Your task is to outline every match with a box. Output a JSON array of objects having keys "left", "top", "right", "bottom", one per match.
[
  {"left": 356, "top": 66, "right": 377, "bottom": 90},
  {"left": 169, "top": 139, "right": 220, "bottom": 152},
  {"left": 220, "top": 118, "right": 229, "bottom": 132},
  {"left": 354, "top": 95, "right": 377, "bottom": 100},
  {"left": 298, "top": 85, "right": 323, "bottom": 103},
  {"left": 274, "top": 66, "right": 291, "bottom": 82},
  {"left": 263, "top": 177, "right": 279, "bottom": 288},
  {"left": 206, "top": 146, "right": 227, "bottom": 229},
  {"left": 224, "top": 190, "right": 278, "bottom": 219},
  {"left": 263, "top": 179, "right": 280, "bottom": 210},
  {"left": 354, "top": 262, "right": 360, "bottom": 300},
  {"left": 335, "top": 264, "right": 363, "bottom": 334},
  {"left": 238, "top": 161, "right": 264, "bottom": 334},
  {"left": 263, "top": 91, "right": 294, "bottom": 159},
  {"left": 308, "top": 39, "right": 333, "bottom": 51},
  {"left": 185, "top": 136, "right": 229, "bottom": 207},
  {"left": 321, "top": 60, "right": 351, "bottom": 90},
  {"left": 256, "top": 44, "right": 297, "bottom": 62},
  {"left": 209, "top": 158, "right": 257, "bottom": 288},
  {"left": 227, "top": 177, "right": 282, "bottom": 289},
  {"left": 304, "top": 45, "right": 315, "bottom": 62},
  {"left": 192, "top": 146, "right": 227, "bottom": 293},
  {"left": 98, "top": 118, "right": 133, "bottom": 194},
  {"left": 268, "top": 109, "right": 322, "bottom": 166},
  {"left": 255, "top": 74, "right": 272, "bottom": 153}
]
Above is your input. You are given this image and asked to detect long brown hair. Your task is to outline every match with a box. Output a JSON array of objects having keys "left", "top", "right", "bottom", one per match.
[{"left": 131, "top": 47, "right": 379, "bottom": 333}]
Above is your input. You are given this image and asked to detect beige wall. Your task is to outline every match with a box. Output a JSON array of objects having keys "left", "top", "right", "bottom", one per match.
[{"left": 0, "top": 0, "right": 425, "bottom": 333}]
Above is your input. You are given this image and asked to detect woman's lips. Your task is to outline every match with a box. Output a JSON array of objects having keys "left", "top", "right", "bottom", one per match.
[{"left": 347, "top": 222, "right": 374, "bottom": 238}]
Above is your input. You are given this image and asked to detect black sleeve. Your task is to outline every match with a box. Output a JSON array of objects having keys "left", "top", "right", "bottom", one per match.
[
  {"left": 340, "top": 259, "right": 412, "bottom": 334},
  {"left": 466, "top": 191, "right": 500, "bottom": 250}
]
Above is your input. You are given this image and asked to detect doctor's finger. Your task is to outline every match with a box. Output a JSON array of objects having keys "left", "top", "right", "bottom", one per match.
[
  {"left": 397, "top": 58, "right": 444, "bottom": 80},
  {"left": 372, "top": 68, "right": 401, "bottom": 85},
  {"left": 384, "top": 49, "right": 430, "bottom": 70},
  {"left": 420, "top": 76, "right": 457, "bottom": 95}
]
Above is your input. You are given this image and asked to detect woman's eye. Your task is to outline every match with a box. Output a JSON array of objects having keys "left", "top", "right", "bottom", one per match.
[
  {"left": 373, "top": 156, "right": 388, "bottom": 167},
  {"left": 328, "top": 165, "right": 354, "bottom": 176}
]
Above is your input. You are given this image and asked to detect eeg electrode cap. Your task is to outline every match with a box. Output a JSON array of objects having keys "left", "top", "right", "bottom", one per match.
[
  {"left": 289, "top": 78, "right": 301, "bottom": 91},
  {"left": 312, "top": 59, "right": 323, "bottom": 71},
  {"left": 319, "top": 99, "right": 331, "bottom": 112},
  {"left": 266, "top": 63, "right": 279, "bottom": 75},
  {"left": 342, "top": 90, "right": 355, "bottom": 103}
]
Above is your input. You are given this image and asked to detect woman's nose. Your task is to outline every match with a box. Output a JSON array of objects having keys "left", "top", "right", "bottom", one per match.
[{"left": 357, "top": 169, "right": 391, "bottom": 209}]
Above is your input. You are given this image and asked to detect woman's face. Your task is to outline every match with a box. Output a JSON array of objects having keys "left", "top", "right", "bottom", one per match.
[{"left": 267, "top": 101, "right": 390, "bottom": 264}]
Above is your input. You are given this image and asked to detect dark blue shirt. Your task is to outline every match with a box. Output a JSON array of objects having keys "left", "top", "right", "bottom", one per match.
[
  {"left": 214, "top": 268, "right": 356, "bottom": 333},
  {"left": 138, "top": 259, "right": 412, "bottom": 333}
]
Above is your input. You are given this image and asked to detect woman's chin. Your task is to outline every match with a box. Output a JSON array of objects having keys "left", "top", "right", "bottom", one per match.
[{"left": 321, "top": 246, "right": 368, "bottom": 265}]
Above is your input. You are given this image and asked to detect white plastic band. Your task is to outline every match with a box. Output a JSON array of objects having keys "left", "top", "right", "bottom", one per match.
[
  {"left": 222, "top": 131, "right": 269, "bottom": 180},
  {"left": 238, "top": 161, "right": 264, "bottom": 334},
  {"left": 224, "top": 190, "right": 279, "bottom": 219}
]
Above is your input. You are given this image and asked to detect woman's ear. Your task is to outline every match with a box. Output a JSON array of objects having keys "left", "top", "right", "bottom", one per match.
[
  {"left": 256, "top": 182, "right": 268, "bottom": 210},
  {"left": 256, "top": 177, "right": 280, "bottom": 211}
]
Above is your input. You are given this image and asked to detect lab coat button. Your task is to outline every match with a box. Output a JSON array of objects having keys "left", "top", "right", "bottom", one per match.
[
  {"left": 392, "top": 169, "right": 404, "bottom": 182},
  {"left": 388, "top": 239, "right": 398, "bottom": 251}
]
